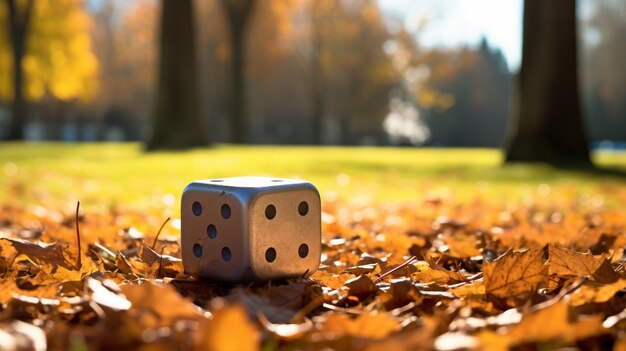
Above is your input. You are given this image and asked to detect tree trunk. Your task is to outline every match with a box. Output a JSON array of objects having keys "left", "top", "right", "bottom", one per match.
[
  {"left": 222, "top": 0, "right": 255, "bottom": 144},
  {"left": 505, "top": 0, "right": 591, "bottom": 165},
  {"left": 146, "top": 0, "right": 209, "bottom": 150},
  {"left": 6, "top": 0, "right": 34, "bottom": 140}
]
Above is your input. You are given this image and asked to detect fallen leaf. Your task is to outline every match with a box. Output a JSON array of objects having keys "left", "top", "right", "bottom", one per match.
[
  {"left": 379, "top": 278, "right": 423, "bottom": 310},
  {"left": 412, "top": 267, "right": 466, "bottom": 284},
  {"left": 478, "top": 301, "right": 606, "bottom": 348},
  {"left": 316, "top": 312, "right": 400, "bottom": 340},
  {"left": 483, "top": 249, "right": 546, "bottom": 306},
  {"left": 227, "top": 288, "right": 300, "bottom": 324},
  {"left": 345, "top": 275, "right": 378, "bottom": 301},
  {"left": 196, "top": 303, "right": 259, "bottom": 351},
  {"left": 121, "top": 281, "right": 206, "bottom": 328},
  {"left": 568, "top": 279, "right": 626, "bottom": 307},
  {"left": 139, "top": 245, "right": 182, "bottom": 266},
  {"left": 311, "top": 270, "right": 355, "bottom": 290},
  {"left": 1, "top": 238, "right": 75, "bottom": 270},
  {"left": 548, "top": 244, "right": 618, "bottom": 283},
  {"left": 448, "top": 280, "right": 485, "bottom": 299},
  {"left": 138, "top": 245, "right": 183, "bottom": 277},
  {"left": 443, "top": 233, "right": 481, "bottom": 258}
]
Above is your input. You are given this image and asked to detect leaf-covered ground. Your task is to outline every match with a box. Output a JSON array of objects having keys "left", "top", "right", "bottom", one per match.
[
  {"left": 2, "top": 194, "right": 626, "bottom": 350},
  {"left": 1, "top": 145, "right": 626, "bottom": 350}
]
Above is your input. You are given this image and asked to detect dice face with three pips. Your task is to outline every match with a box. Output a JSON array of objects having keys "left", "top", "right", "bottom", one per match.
[{"left": 181, "top": 177, "right": 321, "bottom": 283}]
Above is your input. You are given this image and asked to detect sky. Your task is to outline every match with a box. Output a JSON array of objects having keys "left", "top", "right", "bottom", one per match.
[{"left": 378, "top": 0, "right": 523, "bottom": 72}]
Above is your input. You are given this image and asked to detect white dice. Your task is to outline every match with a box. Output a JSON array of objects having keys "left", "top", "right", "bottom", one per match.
[{"left": 181, "top": 177, "right": 321, "bottom": 282}]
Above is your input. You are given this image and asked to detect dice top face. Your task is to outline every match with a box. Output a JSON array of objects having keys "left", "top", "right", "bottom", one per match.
[{"left": 181, "top": 177, "right": 321, "bottom": 283}]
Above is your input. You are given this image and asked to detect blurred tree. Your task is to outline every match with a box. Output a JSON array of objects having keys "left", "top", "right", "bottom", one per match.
[
  {"left": 581, "top": 0, "right": 626, "bottom": 142},
  {"left": 307, "top": 0, "right": 327, "bottom": 144},
  {"left": 91, "top": 0, "right": 157, "bottom": 134},
  {"left": 302, "top": 0, "right": 397, "bottom": 144},
  {"left": 0, "top": 0, "right": 98, "bottom": 139},
  {"left": 505, "top": 0, "right": 590, "bottom": 164},
  {"left": 146, "top": 0, "right": 208, "bottom": 150},
  {"left": 4, "top": 0, "right": 33, "bottom": 140},
  {"left": 427, "top": 40, "right": 512, "bottom": 147},
  {"left": 221, "top": 0, "right": 256, "bottom": 144},
  {"left": 196, "top": 0, "right": 295, "bottom": 144}
]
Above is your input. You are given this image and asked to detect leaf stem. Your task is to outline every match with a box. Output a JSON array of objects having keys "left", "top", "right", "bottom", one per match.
[
  {"left": 373, "top": 256, "right": 417, "bottom": 283},
  {"left": 151, "top": 217, "right": 171, "bottom": 249},
  {"left": 75, "top": 201, "right": 82, "bottom": 269}
]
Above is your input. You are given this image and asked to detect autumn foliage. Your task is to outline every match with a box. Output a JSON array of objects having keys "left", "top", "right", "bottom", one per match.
[{"left": 1, "top": 191, "right": 625, "bottom": 350}]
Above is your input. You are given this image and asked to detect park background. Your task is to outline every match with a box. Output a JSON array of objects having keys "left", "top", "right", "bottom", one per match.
[
  {"left": 0, "top": 0, "right": 624, "bottom": 150},
  {"left": 1, "top": 1, "right": 626, "bottom": 350}
]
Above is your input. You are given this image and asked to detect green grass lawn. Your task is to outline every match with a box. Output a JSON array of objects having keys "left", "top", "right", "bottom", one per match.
[{"left": 0, "top": 143, "right": 624, "bottom": 214}]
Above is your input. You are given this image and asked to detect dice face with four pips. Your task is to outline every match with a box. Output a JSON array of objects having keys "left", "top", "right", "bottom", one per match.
[{"left": 181, "top": 177, "right": 321, "bottom": 283}]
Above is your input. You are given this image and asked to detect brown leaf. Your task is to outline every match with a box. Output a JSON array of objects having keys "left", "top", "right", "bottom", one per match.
[
  {"left": 1, "top": 238, "right": 75, "bottom": 270},
  {"left": 345, "top": 275, "right": 378, "bottom": 301},
  {"left": 548, "top": 244, "right": 618, "bottom": 283},
  {"left": 139, "top": 244, "right": 181, "bottom": 266},
  {"left": 226, "top": 283, "right": 308, "bottom": 324},
  {"left": 483, "top": 248, "right": 546, "bottom": 306},
  {"left": 379, "top": 278, "right": 423, "bottom": 311},
  {"left": 412, "top": 267, "right": 466, "bottom": 285},
  {"left": 138, "top": 245, "right": 183, "bottom": 277},
  {"left": 344, "top": 263, "right": 378, "bottom": 275}
]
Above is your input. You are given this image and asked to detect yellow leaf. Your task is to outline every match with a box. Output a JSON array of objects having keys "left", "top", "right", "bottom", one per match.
[
  {"left": 318, "top": 312, "right": 400, "bottom": 340},
  {"left": 448, "top": 280, "right": 485, "bottom": 299},
  {"left": 505, "top": 301, "right": 605, "bottom": 345},
  {"left": 412, "top": 267, "right": 466, "bottom": 284},
  {"left": 569, "top": 279, "right": 626, "bottom": 307},
  {"left": 196, "top": 304, "right": 259, "bottom": 351},
  {"left": 311, "top": 270, "right": 355, "bottom": 290},
  {"left": 121, "top": 281, "right": 205, "bottom": 329}
]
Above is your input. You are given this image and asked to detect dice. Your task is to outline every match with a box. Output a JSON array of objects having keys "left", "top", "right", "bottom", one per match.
[{"left": 181, "top": 177, "right": 321, "bottom": 283}]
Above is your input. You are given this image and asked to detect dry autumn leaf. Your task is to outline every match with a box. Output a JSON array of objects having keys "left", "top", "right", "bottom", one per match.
[
  {"left": 477, "top": 301, "right": 606, "bottom": 349},
  {"left": 121, "top": 281, "right": 207, "bottom": 328},
  {"left": 483, "top": 248, "right": 547, "bottom": 306},
  {"left": 568, "top": 279, "right": 626, "bottom": 307},
  {"left": 1, "top": 238, "right": 75, "bottom": 270},
  {"left": 196, "top": 303, "right": 260, "bottom": 351},
  {"left": 548, "top": 244, "right": 619, "bottom": 283},
  {"left": 1, "top": 175, "right": 626, "bottom": 349},
  {"left": 315, "top": 312, "right": 400, "bottom": 340}
]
